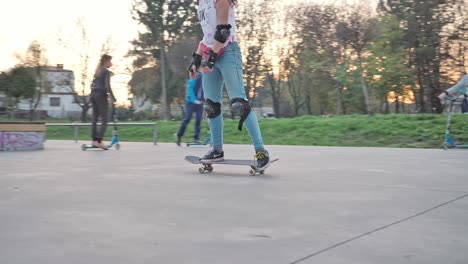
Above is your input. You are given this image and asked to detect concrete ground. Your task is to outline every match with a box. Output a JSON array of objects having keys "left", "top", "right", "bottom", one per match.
[{"left": 0, "top": 140, "right": 467, "bottom": 264}]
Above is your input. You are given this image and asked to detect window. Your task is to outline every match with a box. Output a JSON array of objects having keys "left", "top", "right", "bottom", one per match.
[
  {"left": 58, "top": 78, "right": 70, "bottom": 85},
  {"left": 50, "top": 97, "right": 60, "bottom": 107}
]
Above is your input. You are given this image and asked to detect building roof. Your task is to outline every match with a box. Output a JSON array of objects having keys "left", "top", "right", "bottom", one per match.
[{"left": 41, "top": 65, "right": 73, "bottom": 73}]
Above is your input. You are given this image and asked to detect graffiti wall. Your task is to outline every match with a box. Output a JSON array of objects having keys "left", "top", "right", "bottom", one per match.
[{"left": 0, "top": 132, "right": 45, "bottom": 151}]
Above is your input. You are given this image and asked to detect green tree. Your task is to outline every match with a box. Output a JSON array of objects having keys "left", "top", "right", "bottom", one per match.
[
  {"left": 292, "top": 3, "right": 361, "bottom": 115},
  {"left": 165, "top": 36, "right": 201, "bottom": 110},
  {"left": 129, "top": 0, "right": 197, "bottom": 120},
  {"left": 15, "top": 41, "right": 50, "bottom": 120},
  {"left": 438, "top": 0, "right": 467, "bottom": 83},
  {"left": 335, "top": 1, "right": 380, "bottom": 115},
  {"left": 379, "top": 0, "right": 460, "bottom": 113},
  {"left": 237, "top": 0, "right": 270, "bottom": 103},
  {"left": 367, "top": 14, "right": 414, "bottom": 113},
  {"left": 128, "top": 66, "right": 184, "bottom": 110},
  {"left": 2, "top": 67, "right": 36, "bottom": 110},
  {"left": 0, "top": 72, "right": 8, "bottom": 94}
]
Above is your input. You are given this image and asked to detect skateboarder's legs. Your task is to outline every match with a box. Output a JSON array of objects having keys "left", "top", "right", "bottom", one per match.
[{"left": 203, "top": 42, "right": 264, "bottom": 152}]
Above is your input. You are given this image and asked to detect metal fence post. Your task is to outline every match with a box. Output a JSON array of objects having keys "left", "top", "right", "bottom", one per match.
[
  {"left": 153, "top": 123, "right": 157, "bottom": 145},
  {"left": 74, "top": 126, "right": 78, "bottom": 143}
]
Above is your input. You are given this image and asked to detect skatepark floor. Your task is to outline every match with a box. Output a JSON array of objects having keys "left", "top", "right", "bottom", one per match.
[{"left": 1, "top": 140, "right": 467, "bottom": 264}]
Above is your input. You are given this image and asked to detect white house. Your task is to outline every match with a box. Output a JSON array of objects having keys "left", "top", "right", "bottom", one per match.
[{"left": 17, "top": 65, "right": 82, "bottom": 118}]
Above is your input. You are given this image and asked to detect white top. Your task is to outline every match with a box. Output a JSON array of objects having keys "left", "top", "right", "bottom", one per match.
[{"left": 198, "top": 0, "right": 237, "bottom": 48}]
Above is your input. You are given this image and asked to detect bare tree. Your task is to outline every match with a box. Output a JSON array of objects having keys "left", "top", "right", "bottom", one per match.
[
  {"left": 262, "top": 5, "right": 293, "bottom": 117},
  {"left": 58, "top": 18, "right": 115, "bottom": 122}
]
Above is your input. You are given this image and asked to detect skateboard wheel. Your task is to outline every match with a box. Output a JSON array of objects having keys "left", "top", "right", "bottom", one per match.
[
  {"left": 116, "top": 143, "right": 121, "bottom": 150},
  {"left": 249, "top": 169, "right": 255, "bottom": 176},
  {"left": 207, "top": 167, "right": 213, "bottom": 172},
  {"left": 198, "top": 168, "right": 204, "bottom": 174},
  {"left": 81, "top": 144, "right": 86, "bottom": 151},
  {"left": 259, "top": 170, "right": 265, "bottom": 174}
]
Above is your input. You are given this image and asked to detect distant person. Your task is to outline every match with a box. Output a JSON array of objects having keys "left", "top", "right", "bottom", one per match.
[
  {"left": 90, "top": 54, "right": 116, "bottom": 149},
  {"left": 438, "top": 75, "right": 468, "bottom": 112},
  {"left": 187, "top": 0, "right": 271, "bottom": 169},
  {"left": 438, "top": 75, "right": 468, "bottom": 101},
  {"left": 176, "top": 72, "right": 204, "bottom": 146}
]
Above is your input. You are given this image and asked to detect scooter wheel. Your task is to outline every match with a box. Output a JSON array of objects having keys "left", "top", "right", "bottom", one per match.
[
  {"left": 81, "top": 144, "right": 87, "bottom": 151},
  {"left": 115, "top": 143, "right": 121, "bottom": 150}
]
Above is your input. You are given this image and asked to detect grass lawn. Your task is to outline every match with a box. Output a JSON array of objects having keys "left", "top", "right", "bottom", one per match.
[{"left": 32, "top": 114, "right": 468, "bottom": 148}]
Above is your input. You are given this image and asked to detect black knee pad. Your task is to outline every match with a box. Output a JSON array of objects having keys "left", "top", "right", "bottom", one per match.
[
  {"left": 204, "top": 99, "right": 222, "bottom": 119},
  {"left": 231, "top": 98, "right": 251, "bottom": 131}
]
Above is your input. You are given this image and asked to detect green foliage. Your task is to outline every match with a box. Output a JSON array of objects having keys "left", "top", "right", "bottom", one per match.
[
  {"left": 128, "top": 66, "right": 184, "bottom": 106},
  {"left": 1, "top": 67, "right": 36, "bottom": 107},
  {"left": 378, "top": 0, "right": 465, "bottom": 113},
  {"left": 253, "top": 0, "right": 466, "bottom": 117},
  {"left": 366, "top": 14, "right": 415, "bottom": 112},
  {"left": 129, "top": 0, "right": 196, "bottom": 61},
  {"left": 129, "top": 0, "right": 197, "bottom": 120},
  {"left": 115, "top": 106, "right": 134, "bottom": 121},
  {"left": 0, "top": 72, "right": 10, "bottom": 93},
  {"left": 132, "top": 110, "right": 158, "bottom": 121}
]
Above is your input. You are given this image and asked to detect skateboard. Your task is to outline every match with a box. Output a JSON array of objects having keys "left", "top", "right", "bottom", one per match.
[{"left": 184, "top": 155, "right": 279, "bottom": 176}]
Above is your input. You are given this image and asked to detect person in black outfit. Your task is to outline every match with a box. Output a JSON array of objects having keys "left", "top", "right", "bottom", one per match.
[{"left": 90, "top": 54, "right": 116, "bottom": 149}]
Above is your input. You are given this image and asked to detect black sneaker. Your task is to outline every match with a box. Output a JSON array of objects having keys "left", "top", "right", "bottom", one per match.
[
  {"left": 175, "top": 133, "right": 181, "bottom": 146},
  {"left": 200, "top": 149, "right": 224, "bottom": 162},
  {"left": 255, "top": 149, "right": 270, "bottom": 170}
]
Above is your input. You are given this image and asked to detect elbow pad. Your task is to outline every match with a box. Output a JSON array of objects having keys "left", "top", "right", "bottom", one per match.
[{"left": 214, "top": 24, "right": 232, "bottom": 43}]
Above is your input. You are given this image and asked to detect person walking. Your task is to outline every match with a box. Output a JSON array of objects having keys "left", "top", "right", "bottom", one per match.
[{"left": 176, "top": 72, "right": 205, "bottom": 146}]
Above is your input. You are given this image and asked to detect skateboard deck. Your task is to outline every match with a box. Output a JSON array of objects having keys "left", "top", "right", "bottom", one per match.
[{"left": 184, "top": 155, "right": 279, "bottom": 175}]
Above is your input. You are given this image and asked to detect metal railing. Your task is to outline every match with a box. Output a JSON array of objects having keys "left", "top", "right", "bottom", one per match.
[{"left": 46, "top": 122, "right": 158, "bottom": 145}]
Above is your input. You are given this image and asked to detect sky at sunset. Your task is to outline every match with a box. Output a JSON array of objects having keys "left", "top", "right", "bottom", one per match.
[{"left": 0, "top": 0, "right": 372, "bottom": 103}]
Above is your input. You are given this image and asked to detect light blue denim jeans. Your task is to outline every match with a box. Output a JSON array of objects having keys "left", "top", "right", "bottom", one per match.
[{"left": 202, "top": 41, "right": 264, "bottom": 152}]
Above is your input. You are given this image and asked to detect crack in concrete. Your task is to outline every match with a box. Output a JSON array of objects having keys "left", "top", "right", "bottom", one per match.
[{"left": 290, "top": 193, "right": 468, "bottom": 264}]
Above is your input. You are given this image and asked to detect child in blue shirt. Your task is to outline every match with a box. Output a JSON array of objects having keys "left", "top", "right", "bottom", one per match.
[{"left": 176, "top": 73, "right": 204, "bottom": 145}]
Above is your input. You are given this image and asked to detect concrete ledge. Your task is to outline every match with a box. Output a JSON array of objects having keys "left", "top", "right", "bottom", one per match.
[
  {"left": 0, "top": 122, "right": 46, "bottom": 132},
  {"left": 0, "top": 122, "right": 46, "bottom": 151}
]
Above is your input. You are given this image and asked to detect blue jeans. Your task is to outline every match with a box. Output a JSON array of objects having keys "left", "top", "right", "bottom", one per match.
[
  {"left": 177, "top": 102, "right": 204, "bottom": 140},
  {"left": 202, "top": 41, "right": 264, "bottom": 151}
]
